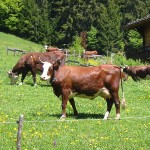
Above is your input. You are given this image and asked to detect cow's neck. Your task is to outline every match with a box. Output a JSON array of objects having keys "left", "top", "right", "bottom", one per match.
[
  {"left": 12, "top": 66, "right": 19, "bottom": 74},
  {"left": 50, "top": 67, "right": 58, "bottom": 83}
]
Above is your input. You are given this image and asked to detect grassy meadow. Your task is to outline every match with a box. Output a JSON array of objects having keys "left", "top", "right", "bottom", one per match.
[{"left": 0, "top": 32, "right": 150, "bottom": 150}]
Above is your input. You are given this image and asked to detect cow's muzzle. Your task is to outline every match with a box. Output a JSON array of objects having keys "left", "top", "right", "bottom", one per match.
[{"left": 40, "top": 75, "right": 50, "bottom": 81}]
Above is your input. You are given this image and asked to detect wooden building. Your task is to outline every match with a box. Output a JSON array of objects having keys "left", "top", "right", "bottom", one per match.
[{"left": 125, "top": 14, "right": 150, "bottom": 62}]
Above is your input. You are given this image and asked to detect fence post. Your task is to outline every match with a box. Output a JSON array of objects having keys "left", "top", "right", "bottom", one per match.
[{"left": 17, "top": 114, "right": 24, "bottom": 150}]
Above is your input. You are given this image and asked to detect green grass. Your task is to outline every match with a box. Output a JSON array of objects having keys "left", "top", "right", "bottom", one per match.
[{"left": 0, "top": 32, "right": 150, "bottom": 150}]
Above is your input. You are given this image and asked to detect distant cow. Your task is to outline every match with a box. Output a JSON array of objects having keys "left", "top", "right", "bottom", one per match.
[
  {"left": 40, "top": 62, "right": 126, "bottom": 120},
  {"left": 45, "top": 46, "right": 59, "bottom": 52},
  {"left": 123, "top": 66, "right": 150, "bottom": 81},
  {"left": 8, "top": 51, "right": 65, "bottom": 86},
  {"left": 81, "top": 50, "right": 98, "bottom": 60}
]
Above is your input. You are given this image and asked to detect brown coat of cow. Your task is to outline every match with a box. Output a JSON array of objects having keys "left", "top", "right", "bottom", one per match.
[
  {"left": 8, "top": 51, "right": 65, "bottom": 85},
  {"left": 40, "top": 62, "right": 126, "bottom": 120},
  {"left": 123, "top": 66, "right": 150, "bottom": 81}
]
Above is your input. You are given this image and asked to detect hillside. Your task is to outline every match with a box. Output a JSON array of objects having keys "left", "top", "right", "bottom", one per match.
[{"left": 0, "top": 32, "right": 44, "bottom": 55}]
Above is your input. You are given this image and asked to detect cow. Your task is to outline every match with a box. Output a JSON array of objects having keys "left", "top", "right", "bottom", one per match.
[
  {"left": 45, "top": 46, "right": 59, "bottom": 52},
  {"left": 84, "top": 50, "right": 98, "bottom": 55},
  {"left": 8, "top": 51, "right": 66, "bottom": 86},
  {"left": 40, "top": 61, "right": 126, "bottom": 120},
  {"left": 44, "top": 46, "right": 67, "bottom": 54},
  {"left": 123, "top": 66, "right": 150, "bottom": 81},
  {"left": 81, "top": 50, "right": 98, "bottom": 60}
]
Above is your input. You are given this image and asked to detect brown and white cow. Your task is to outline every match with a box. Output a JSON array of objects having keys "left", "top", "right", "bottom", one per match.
[
  {"left": 8, "top": 51, "right": 65, "bottom": 86},
  {"left": 40, "top": 61, "right": 126, "bottom": 120},
  {"left": 123, "top": 66, "right": 150, "bottom": 81}
]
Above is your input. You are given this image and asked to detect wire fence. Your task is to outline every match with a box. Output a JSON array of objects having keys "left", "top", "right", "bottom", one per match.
[{"left": 0, "top": 114, "right": 150, "bottom": 150}]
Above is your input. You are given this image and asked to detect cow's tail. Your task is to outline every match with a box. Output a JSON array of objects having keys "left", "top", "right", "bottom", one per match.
[{"left": 120, "top": 67, "right": 126, "bottom": 109}]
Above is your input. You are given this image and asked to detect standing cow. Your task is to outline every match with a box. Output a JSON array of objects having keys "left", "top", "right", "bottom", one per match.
[
  {"left": 8, "top": 51, "right": 65, "bottom": 86},
  {"left": 40, "top": 60, "right": 126, "bottom": 120},
  {"left": 123, "top": 66, "right": 150, "bottom": 81}
]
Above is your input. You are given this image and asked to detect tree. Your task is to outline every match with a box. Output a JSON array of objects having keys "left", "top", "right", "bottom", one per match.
[
  {"left": 87, "top": 26, "right": 99, "bottom": 50},
  {"left": 49, "top": 0, "right": 101, "bottom": 47},
  {"left": 0, "top": 0, "right": 22, "bottom": 32},
  {"left": 18, "top": 0, "right": 51, "bottom": 44},
  {"left": 96, "top": 0, "right": 123, "bottom": 54}
]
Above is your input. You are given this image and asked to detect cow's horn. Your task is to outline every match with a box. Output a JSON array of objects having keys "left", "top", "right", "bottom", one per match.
[{"left": 39, "top": 57, "right": 45, "bottom": 63}]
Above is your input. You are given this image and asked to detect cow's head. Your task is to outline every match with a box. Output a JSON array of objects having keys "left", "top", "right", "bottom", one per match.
[
  {"left": 122, "top": 65, "right": 129, "bottom": 73},
  {"left": 40, "top": 58, "right": 61, "bottom": 81},
  {"left": 8, "top": 70, "right": 19, "bottom": 85},
  {"left": 39, "top": 57, "right": 53, "bottom": 80}
]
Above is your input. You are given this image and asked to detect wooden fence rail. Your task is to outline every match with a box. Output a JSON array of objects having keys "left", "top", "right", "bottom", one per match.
[{"left": 6, "top": 47, "right": 27, "bottom": 56}]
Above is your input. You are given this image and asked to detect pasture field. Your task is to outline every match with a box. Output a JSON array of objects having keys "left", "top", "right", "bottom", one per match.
[{"left": 0, "top": 32, "right": 150, "bottom": 150}]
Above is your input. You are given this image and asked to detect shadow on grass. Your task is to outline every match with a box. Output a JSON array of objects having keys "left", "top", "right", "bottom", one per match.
[{"left": 47, "top": 113, "right": 104, "bottom": 120}]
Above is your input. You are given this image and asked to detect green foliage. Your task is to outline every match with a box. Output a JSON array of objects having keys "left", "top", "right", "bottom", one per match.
[
  {"left": 97, "top": 0, "right": 123, "bottom": 54},
  {"left": 127, "top": 30, "right": 143, "bottom": 50},
  {"left": 87, "top": 26, "right": 99, "bottom": 50},
  {"left": 0, "top": 0, "right": 22, "bottom": 31},
  {"left": 69, "top": 35, "right": 84, "bottom": 54},
  {"left": 113, "top": 53, "right": 145, "bottom": 66}
]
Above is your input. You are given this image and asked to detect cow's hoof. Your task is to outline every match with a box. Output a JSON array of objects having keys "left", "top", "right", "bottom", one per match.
[
  {"left": 34, "top": 84, "right": 37, "bottom": 87},
  {"left": 103, "top": 117, "right": 108, "bottom": 120},
  {"left": 60, "top": 118, "right": 65, "bottom": 121},
  {"left": 115, "top": 114, "right": 120, "bottom": 120},
  {"left": 18, "top": 82, "right": 23, "bottom": 86},
  {"left": 60, "top": 115, "right": 66, "bottom": 121}
]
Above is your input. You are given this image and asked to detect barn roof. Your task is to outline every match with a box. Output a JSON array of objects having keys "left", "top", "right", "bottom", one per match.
[{"left": 125, "top": 14, "right": 150, "bottom": 30}]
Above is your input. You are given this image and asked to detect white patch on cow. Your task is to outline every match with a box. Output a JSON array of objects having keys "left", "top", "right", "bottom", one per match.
[
  {"left": 44, "top": 45, "right": 48, "bottom": 50},
  {"left": 40, "top": 62, "right": 52, "bottom": 80},
  {"left": 103, "top": 111, "right": 109, "bottom": 120},
  {"left": 68, "top": 87, "right": 111, "bottom": 99}
]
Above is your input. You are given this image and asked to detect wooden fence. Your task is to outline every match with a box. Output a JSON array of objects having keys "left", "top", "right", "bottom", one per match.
[{"left": 6, "top": 47, "right": 27, "bottom": 56}]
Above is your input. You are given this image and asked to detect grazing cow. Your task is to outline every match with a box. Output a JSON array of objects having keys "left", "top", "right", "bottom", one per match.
[
  {"left": 40, "top": 61, "right": 126, "bottom": 120},
  {"left": 8, "top": 51, "right": 65, "bottom": 85},
  {"left": 123, "top": 66, "right": 150, "bottom": 81}
]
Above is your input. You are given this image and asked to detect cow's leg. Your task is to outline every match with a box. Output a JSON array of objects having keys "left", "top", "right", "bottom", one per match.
[
  {"left": 61, "top": 91, "right": 69, "bottom": 119},
  {"left": 113, "top": 93, "right": 121, "bottom": 120},
  {"left": 31, "top": 69, "right": 37, "bottom": 86},
  {"left": 19, "top": 73, "right": 27, "bottom": 85},
  {"left": 103, "top": 99, "right": 113, "bottom": 120},
  {"left": 69, "top": 98, "right": 78, "bottom": 117}
]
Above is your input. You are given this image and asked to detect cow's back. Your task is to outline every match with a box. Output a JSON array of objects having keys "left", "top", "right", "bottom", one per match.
[{"left": 53, "top": 65, "right": 121, "bottom": 92}]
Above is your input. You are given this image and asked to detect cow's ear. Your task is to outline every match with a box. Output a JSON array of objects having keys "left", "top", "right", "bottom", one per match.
[
  {"left": 57, "top": 59, "right": 62, "bottom": 65},
  {"left": 53, "top": 59, "right": 61, "bottom": 70}
]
